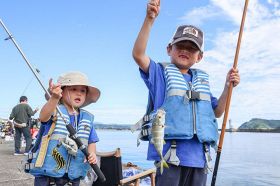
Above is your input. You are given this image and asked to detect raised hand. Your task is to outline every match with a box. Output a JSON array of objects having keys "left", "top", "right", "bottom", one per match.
[
  {"left": 147, "top": 0, "right": 160, "bottom": 19},
  {"left": 48, "top": 78, "right": 62, "bottom": 100}
]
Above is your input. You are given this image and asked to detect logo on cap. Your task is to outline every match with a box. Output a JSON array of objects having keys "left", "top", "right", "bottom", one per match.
[{"left": 183, "top": 27, "right": 199, "bottom": 38}]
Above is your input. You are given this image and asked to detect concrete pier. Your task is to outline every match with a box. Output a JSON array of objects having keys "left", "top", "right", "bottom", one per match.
[
  {"left": 0, "top": 141, "right": 33, "bottom": 186},
  {"left": 0, "top": 141, "right": 89, "bottom": 186}
]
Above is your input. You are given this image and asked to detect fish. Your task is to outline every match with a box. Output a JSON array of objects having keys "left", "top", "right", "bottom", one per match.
[{"left": 151, "top": 108, "right": 169, "bottom": 174}]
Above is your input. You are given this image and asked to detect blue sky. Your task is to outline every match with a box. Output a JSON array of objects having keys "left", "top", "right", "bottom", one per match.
[{"left": 0, "top": 0, "right": 279, "bottom": 127}]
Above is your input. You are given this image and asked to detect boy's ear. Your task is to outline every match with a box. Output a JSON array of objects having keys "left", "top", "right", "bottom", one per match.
[{"left": 196, "top": 52, "right": 203, "bottom": 63}]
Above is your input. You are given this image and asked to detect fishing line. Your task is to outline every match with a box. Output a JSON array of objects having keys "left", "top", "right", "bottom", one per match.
[{"left": 21, "top": 68, "right": 41, "bottom": 96}]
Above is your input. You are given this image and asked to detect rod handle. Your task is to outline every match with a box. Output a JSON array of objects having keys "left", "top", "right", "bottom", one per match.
[
  {"left": 81, "top": 147, "right": 106, "bottom": 182},
  {"left": 66, "top": 124, "right": 106, "bottom": 182}
]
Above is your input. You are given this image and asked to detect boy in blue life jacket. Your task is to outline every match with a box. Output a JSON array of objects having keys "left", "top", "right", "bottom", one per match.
[
  {"left": 132, "top": 1, "right": 240, "bottom": 186},
  {"left": 28, "top": 71, "right": 101, "bottom": 186}
]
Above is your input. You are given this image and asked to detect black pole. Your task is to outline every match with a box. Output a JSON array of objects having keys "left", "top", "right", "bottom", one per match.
[
  {"left": 0, "top": 19, "right": 106, "bottom": 182},
  {"left": 211, "top": 151, "right": 221, "bottom": 185}
]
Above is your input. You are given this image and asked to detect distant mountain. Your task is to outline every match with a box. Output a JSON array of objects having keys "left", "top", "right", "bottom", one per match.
[
  {"left": 238, "top": 118, "right": 280, "bottom": 130},
  {"left": 94, "top": 118, "right": 280, "bottom": 131},
  {"left": 94, "top": 123, "right": 131, "bottom": 130}
]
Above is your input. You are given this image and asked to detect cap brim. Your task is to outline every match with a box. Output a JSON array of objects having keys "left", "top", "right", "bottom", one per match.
[{"left": 171, "top": 37, "right": 203, "bottom": 52}]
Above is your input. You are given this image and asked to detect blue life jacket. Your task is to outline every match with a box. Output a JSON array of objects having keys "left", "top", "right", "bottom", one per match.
[
  {"left": 134, "top": 63, "right": 218, "bottom": 147},
  {"left": 29, "top": 105, "right": 93, "bottom": 180}
]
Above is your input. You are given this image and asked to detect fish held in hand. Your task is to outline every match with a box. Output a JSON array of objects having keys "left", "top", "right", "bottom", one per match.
[{"left": 151, "top": 108, "right": 169, "bottom": 174}]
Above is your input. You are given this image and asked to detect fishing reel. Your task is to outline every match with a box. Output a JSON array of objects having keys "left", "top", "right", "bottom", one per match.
[{"left": 57, "top": 135, "right": 78, "bottom": 157}]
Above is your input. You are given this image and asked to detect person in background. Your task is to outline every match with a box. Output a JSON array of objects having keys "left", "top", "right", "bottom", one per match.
[{"left": 9, "top": 95, "right": 39, "bottom": 155}]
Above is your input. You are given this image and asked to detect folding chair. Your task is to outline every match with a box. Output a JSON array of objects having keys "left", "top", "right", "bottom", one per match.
[{"left": 92, "top": 148, "right": 156, "bottom": 186}]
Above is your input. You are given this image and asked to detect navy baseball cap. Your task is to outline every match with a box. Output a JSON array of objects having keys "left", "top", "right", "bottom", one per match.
[{"left": 170, "top": 25, "right": 204, "bottom": 52}]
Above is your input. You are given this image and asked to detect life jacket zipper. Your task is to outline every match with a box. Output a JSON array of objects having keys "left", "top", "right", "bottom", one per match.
[
  {"left": 192, "top": 101, "right": 197, "bottom": 134},
  {"left": 188, "top": 81, "right": 197, "bottom": 134},
  {"left": 65, "top": 110, "right": 78, "bottom": 173}
]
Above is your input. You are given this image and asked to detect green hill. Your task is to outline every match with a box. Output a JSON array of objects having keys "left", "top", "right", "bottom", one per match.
[
  {"left": 239, "top": 118, "right": 280, "bottom": 130},
  {"left": 94, "top": 123, "right": 131, "bottom": 130}
]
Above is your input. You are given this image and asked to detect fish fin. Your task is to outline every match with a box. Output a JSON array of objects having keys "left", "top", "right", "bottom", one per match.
[
  {"left": 163, "top": 159, "right": 169, "bottom": 168},
  {"left": 160, "top": 161, "right": 164, "bottom": 174}
]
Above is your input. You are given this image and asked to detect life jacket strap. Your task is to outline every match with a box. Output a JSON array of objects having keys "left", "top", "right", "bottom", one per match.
[
  {"left": 131, "top": 114, "right": 154, "bottom": 132},
  {"left": 136, "top": 127, "right": 152, "bottom": 146},
  {"left": 203, "top": 143, "right": 213, "bottom": 173},
  {"left": 27, "top": 152, "right": 37, "bottom": 162},
  {"left": 167, "top": 140, "right": 180, "bottom": 166},
  {"left": 24, "top": 162, "right": 35, "bottom": 172},
  {"left": 167, "top": 89, "right": 211, "bottom": 101},
  {"left": 35, "top": 111, "right": 57, "bottom": 168},
  {"left": 131, "top": 118, "right": 144, "bottom": 133},
  {"left": 156, "top": 140, "right": 180, "bottom": 167},
  {"left": 132, "top": 113, "right": 155, "bottom": 146}
]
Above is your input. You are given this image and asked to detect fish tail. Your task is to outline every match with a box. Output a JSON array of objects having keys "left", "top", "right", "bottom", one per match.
[{"left": 159, "top": 158, "right": 169, "bottom": 174}]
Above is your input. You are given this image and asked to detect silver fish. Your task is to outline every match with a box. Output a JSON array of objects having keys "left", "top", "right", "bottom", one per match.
[{"left": 151, "top": 108, "right": 169, "bottom": 174}]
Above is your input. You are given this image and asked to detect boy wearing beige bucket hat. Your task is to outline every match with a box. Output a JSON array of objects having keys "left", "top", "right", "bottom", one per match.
[{"left": 28, "top": 71, "right": 101, "bottom": 186}]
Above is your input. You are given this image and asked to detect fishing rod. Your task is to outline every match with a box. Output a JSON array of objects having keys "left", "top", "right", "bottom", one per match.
[
  {"left": 211, "top": 0, "right": 249, "bottom": 185},
  {"left": 0, "top": 19, "right": 106, "bottom": 183}
]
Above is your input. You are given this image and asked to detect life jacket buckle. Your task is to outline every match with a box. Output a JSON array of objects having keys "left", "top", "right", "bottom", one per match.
[
  {"left": 24, "top": 162, "right": 35, "bottom": 172},
  {"left": 26, "top": 152, "right": 37, "bottom": 163},
  {"left": 161, "top": 140, "right": 180, "bottom": 166},
  {"left": 143, "top": 115, "right": 151, "bottom": 122},
  {"left": 186, "top": 90, "right": 201, "bottom": 100}
]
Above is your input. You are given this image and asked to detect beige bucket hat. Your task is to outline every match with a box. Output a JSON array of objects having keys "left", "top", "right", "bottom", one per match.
[{"left": 57, "top": 71, "right": 100, "bottom": 107}]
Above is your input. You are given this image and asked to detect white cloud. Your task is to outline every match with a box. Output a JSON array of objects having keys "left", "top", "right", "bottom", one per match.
[
  {"left": 182, "top": 0, "right": 280, "bottom": 127},
  {"left": 179, "top": 5, "right": 221, "bottom": 26},
  {"left": 211, "top": 0, "right": 274, "bottom": 28},
  {"left": 268, "top": 0, "right": 279, "bottom": 8},
  {"left": 267, "top": 0, "right": 280, "bottom": 16}
]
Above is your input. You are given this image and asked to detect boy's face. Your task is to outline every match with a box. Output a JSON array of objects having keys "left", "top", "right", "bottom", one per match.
[
  {"left": 61, "top": 85, "right": 87, "bottom": 109},
  {"left": 167, "top": 40, "right": 203, "bottom": 73}
]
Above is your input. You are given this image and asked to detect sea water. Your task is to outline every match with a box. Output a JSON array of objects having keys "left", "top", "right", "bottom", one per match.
[{"left": 96, "top": 130, "right": 280, "bottom": 186}]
